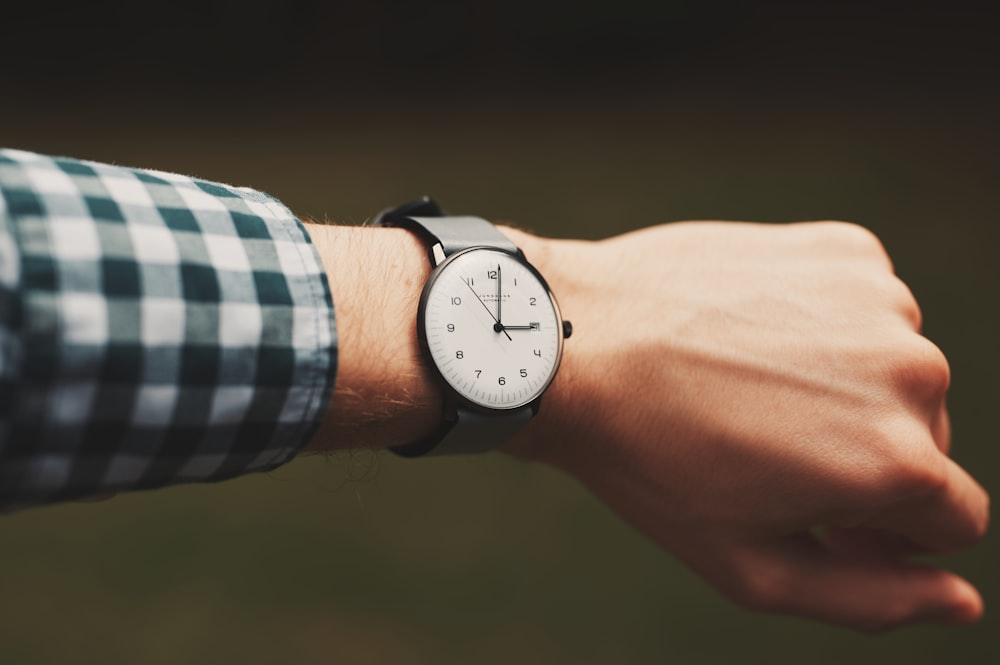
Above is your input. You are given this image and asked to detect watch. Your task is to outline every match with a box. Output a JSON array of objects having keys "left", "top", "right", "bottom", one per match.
[{"left": 373, "top": 197, "right": 572, "bottom": 457}]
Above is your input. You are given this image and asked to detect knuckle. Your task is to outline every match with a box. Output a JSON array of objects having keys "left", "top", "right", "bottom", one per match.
[
  {"left": 875, "top": 437, "right": 948, "bottom": 501},
  {"left": 891, "top": 337, "right": 952, "bottom": 400},
  {"left": 855, "top": 273, "right": 922, "bottom": 329},
  {"left": 916, "top": 339, "right": 951, "bottom": 394},
  {"left": 887, "top": 276, "right": 923, "bottom": 329},
  {"left": 901, "top": 299, "right": 924, "bottom": 331},
  {"left": 815, "top": 221, "right": 890, "bottom": 260}
]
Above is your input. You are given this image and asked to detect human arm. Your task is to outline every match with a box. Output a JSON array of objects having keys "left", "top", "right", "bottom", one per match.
[
  {"left": 0, "top": 148, "right": 987, "bottom": 630},
  {"left": 305, "top": 218, "right": 989, "bottom": 632},
  {"left": 0, "top": 148, "right": 336, "bottom": 509}
]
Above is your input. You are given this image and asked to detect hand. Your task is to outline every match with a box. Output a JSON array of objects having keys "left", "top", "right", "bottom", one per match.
[{"left": 503, "top": 221, "right": 989, "bottom": 632}]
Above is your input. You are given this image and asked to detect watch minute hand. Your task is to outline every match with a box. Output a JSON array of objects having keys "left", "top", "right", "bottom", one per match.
[{"left": 496, "top": 263, "right": 502, "bottom": 325}]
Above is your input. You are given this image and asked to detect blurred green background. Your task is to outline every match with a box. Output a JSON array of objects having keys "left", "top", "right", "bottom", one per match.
[{"left": 1, "top": 1, "right": 998, "bottom": 663}]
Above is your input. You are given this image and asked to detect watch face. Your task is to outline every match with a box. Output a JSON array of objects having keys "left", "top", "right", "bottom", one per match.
[{"left": 420, "top": 248, "right": 564, "bottom": 411}]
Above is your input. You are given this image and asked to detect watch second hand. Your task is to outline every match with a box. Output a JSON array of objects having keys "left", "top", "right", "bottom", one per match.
[{"left": 463, "top": 278, "right": 512, "bottom": 341}]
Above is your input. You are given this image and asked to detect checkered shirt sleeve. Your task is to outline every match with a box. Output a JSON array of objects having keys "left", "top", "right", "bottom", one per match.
[{"left": 0, "top": 148, "right": 337, "bottom": 511}]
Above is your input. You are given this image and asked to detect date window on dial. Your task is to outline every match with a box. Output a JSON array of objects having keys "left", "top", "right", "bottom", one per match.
[{"left": 530, "top": 322, "right": 540, "bottom": 332}]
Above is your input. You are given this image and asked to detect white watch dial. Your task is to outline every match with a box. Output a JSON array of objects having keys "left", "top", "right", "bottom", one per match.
[{"left": 422, "top": 248, "right": 563, "bottom": 410}]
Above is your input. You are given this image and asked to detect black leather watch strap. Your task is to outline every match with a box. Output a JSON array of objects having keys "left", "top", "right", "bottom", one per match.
[
  {"left": 391, "top": 406, "right": 535, "bottom": 458},
  {"left": 373, "top": 197, "right": 517, "bottom": 260}
]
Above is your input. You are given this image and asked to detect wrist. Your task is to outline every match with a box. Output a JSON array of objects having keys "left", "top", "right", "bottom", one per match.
[
  {"left": 303, "top": 220, "right": 590, "bottom": 461},
  {"left": 495, "top": 227, "right": 595, "bottom": 468},
  {"left": 303, "top": 222, "right": 442, "bottom": 453}
]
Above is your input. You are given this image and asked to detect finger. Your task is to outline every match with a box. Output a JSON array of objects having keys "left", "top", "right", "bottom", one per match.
[
  {"left": 739, "top": 536, "right": 983, "bottom": 632},
  {"left": 823, "top": 525, "right": 923, "bottom": 559},
  {"left": 930, "top": 403, "right": 951, "bottom": 455},
  {"left": 865, "top": 455, "right": 989, "bottom": 554}
]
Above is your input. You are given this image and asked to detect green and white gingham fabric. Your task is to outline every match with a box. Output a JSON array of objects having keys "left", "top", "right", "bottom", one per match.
[{"left": 0, "top": 148, "right": 337, "bottom": 511}]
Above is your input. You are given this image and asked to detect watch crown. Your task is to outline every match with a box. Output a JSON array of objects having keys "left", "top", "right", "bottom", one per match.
[{"left": 562, "top": 320, "right": 573, "bottom": 339}]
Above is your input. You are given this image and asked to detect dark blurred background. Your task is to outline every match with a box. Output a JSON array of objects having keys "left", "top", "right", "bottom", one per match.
[{"left": 1, "top": 1, "right": 998, "bottom": 663}]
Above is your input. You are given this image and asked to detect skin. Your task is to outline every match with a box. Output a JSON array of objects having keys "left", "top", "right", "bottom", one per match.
[{"left": 305, "top": 219, "right": 989, "bottom": 633}]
